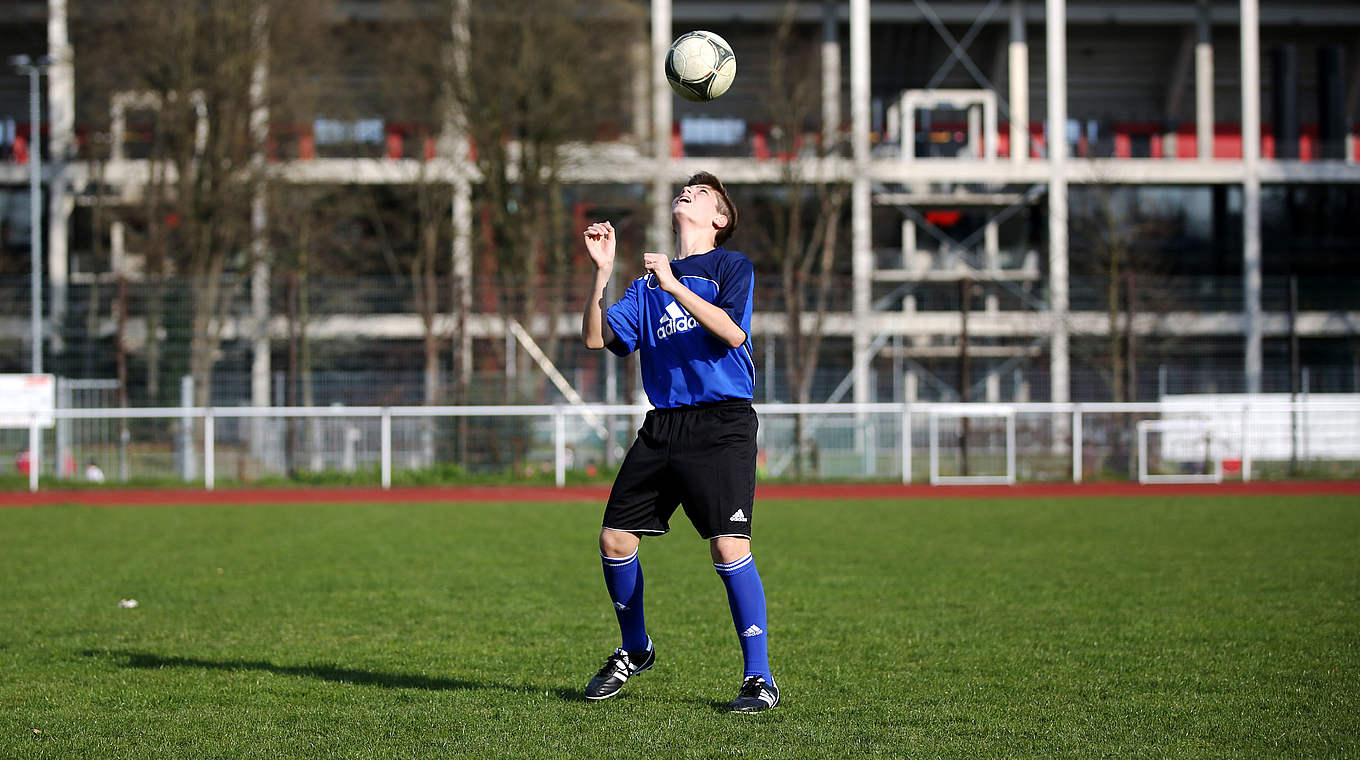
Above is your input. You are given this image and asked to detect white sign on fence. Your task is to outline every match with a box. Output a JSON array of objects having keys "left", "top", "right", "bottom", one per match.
[
  {"left": 0, "top": 374, "right": 56, "bottom": 428},
  {"left": 1159, "top": 393, "right": 1360, "bottom": 461}
]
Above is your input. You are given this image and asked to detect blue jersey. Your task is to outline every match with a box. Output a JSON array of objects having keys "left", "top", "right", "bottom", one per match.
[{"left": 605, "top": 247, "right": 756, "bottom": 408}]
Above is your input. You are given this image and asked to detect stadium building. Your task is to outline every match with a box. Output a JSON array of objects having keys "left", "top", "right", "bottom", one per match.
[{"left": 0, "top": 0, "right": 1358, "bottom": 435}]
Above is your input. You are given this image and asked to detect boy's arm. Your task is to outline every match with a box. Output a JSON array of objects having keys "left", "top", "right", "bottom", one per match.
[
  {"left": 642, "top": 253, "right": 747, "bottom": 349},
  {"left": 582, "top": 222, "right": 617, "bottom": 350}
]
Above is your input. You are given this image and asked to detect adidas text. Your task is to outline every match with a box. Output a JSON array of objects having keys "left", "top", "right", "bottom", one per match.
[
  {"left": 729, "top": 509, "right": 748, "bottom": 522},
  {"left": 655, "top": 315, "right": 698, "bottom": 339}
]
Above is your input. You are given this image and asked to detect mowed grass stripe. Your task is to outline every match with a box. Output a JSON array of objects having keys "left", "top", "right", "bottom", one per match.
[{"left": 1, "top": 495, "right": 1356, "bottom": 759}]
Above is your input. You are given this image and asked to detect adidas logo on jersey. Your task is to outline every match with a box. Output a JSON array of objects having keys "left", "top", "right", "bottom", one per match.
[
  {"left": 740, "top": 624, "right": 764, "bottom": 637},
  {"left": 729, "top": 509, "right": 748, "bottom": 522},
  {"left": 656, "top": 300, "right": 698, "bottom": 340}
]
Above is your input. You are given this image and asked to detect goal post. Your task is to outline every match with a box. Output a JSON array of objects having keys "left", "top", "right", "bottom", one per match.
[
  {"left": 1137, "top": 418, "right": 1226, "bottom": 484},
  {"left": 928, "top": 406, "right": 1016, "bottom": 485}
]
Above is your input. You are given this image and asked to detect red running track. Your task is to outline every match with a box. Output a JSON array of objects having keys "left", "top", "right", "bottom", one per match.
[{"left": 2, "top": 480, "right": 1358, "bottom": 508}]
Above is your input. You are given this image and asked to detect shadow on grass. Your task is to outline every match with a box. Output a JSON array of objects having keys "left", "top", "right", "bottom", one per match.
[{"left": 81, "top": 649, "right": 582, "bottom": 701}]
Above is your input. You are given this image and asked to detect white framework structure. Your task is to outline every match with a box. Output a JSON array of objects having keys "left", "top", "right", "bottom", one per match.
[{"left": 3, "top": 0, "right": 1360, "bottom": 407}]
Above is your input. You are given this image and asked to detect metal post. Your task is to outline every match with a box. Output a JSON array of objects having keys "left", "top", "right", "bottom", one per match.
[
  {"left": 28, "top": 64, "right": 43, "bottom": 375},
  {"left": 1240, "top": 403, "right": 1253, "bottom": 482},
  {"left": 29, "top": 413, "right": 40, "bottom": 493},
  {"left": 179, "top": 375, "right": 195, "bottom": 482},
  {"left": 1072, "top": 406, "right": 1083, "bottom": 483},
  {"left": 56, "top": 376, "right": 69, "bottom": 478},
  {"left": 554, "top": 407, "right": 566, "bottom": 488},
  {"left": 1289, "top": 274, "right": 1299, "bottom": 473},
  {"left": 1006, "top": 412, "right": 1017, "bottom": 484},
  {"left": 901, "top": 405, "right": 912, "bottom": 484},
  {"left": 1302, "top": 366, "right": 1311, "bottom": 464},
  {"left": 928, "top": 412, "right": 940, "bottom": 484},
  {"left": 204, "top": 411, "right": 214, "bottom": 490},
  {"left": 864, "top": 417, "right": 877, "bottom": 477},
  {"left": 380, "top": 408, "right": 392, "bottom": 490}
]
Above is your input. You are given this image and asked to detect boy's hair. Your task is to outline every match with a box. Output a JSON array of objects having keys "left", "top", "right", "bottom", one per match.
[{"left": 685, "top": 171, "right": 737, "bottom": 246}]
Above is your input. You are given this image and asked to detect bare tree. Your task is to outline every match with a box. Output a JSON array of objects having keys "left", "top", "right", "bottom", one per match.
[
  {"left": 1071, "top": 185, "right": 1175, "bottom": 403},
  {"left": 450, "top": 0, "right": 641, "bottom": 399},
  {"left": 76, "top": 0, "right": 330, "bottom": 411},
  {"left": 753, "top": 2, "right": 850, "bottom": 476}
]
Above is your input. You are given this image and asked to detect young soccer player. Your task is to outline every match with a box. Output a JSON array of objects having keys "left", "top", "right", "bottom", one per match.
[{"left": 579, "top": 172, "right": 778, "bottom": 713}]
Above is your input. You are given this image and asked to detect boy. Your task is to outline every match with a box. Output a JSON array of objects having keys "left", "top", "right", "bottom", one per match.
[{"left": 579, "top": 172, "right": 778, "bottom": 713}]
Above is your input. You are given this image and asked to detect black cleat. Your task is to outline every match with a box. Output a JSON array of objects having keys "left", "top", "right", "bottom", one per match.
[
  {"left": 584, "top": 641, "right": 655, "bottom": 701},
  {"left": 727, "top": 675, "right": 780, "bottom": 713}
]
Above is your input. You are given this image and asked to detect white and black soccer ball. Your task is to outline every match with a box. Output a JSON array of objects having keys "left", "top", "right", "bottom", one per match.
[{"left": 665, "top": 30, "right": 737, "bottom": 103}]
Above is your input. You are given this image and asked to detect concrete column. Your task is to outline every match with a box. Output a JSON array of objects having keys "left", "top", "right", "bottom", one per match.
[
  {"left": 984, "top": 221, "right": 999, "bottom": 312},
  {"left": 249, "top": 3, "right": 270, "bottom": 463},
  {"left": 851, "top": 0, "right": 872, "bottom": 407},
  {"left": 453, "top": 176, "right": 472, "bottom": 387},
  {"left": 1046, "top": 0, "right": 1070, "bottom": 406},
  {"left": 110, "top": 221, "right": 125, "bottom": 274},
  {"left": 451, "top": 0, "right": 473, "bottom": 392},
  {"left": 1009, "top": 0, "right": 1029, "bottom": 163},
  {"left": 1196, "top": 0, "right": 1215, "bottom": 160},
  {"left": 650, "top": 0, "right": 672, "bottom": 251},
  {"left": 986, "top": 367, "right": 1001, "bottom": 401},
  {"left": 1241, "top": 0, "right": 1262, "bottom": 393},
  {"left": 47, "top": 0, "right": 74, "bottom": 351},
  {"left": 632, "top": 41, "right": 649, "bottom": 145},
  {"left": 902, "top": 218, "right": 916, "bottom": 269},
  {"left": 822, "top": 0, "right": 842, "bottom": 154}
]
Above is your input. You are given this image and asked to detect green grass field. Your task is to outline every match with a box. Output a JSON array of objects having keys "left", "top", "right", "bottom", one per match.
[{"left": 2, "top": 494, "right": 1357, "bottom": 759}]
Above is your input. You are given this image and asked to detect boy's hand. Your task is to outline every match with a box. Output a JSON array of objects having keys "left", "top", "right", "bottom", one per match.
[
  {"left": 642, "top": 252, "right": 678, "bottom": 291},
  {"left": 583, "top": 222, "right": 616, "bottom": 271}
]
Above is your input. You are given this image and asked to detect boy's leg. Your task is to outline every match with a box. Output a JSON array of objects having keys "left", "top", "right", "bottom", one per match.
[
  {"left": 712, "top": 536, "right": 779, "bottom": 712},
  {"left": 587, "top": 413, "right": 676, "bottom": 701},
  {"left": 711, "top": 537, "right": 772, "bottom": 684},
  {"left": 586, "top": 528, "right": 658, "bottom": 701},
  {"left": 600, "top": 529, "right": 648, "bottom": 653}
]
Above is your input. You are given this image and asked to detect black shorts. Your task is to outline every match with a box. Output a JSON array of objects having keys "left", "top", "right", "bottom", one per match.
[{"left": 603, "top": 399, "right": 758, "bottom": 540}]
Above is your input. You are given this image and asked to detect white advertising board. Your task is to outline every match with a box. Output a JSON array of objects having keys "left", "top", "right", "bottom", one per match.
[
  {"left": 0, "top": 374, "right": 56, "bottom": 428},
  {"left": 1159, "top": 393, "right": 1360, "bottom": 462}
]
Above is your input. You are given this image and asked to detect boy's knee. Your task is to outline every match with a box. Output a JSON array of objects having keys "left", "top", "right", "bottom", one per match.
[
  {"left": 599, "top": 528, "right": 641, "bottom": 558},
  {"left": 710, "top": 536, "right": 751, "bottom": 564}
]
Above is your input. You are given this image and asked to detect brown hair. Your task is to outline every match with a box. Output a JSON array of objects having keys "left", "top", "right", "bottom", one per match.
[{"left": 685, "top": 171, "right": 737, "bottom": 246}]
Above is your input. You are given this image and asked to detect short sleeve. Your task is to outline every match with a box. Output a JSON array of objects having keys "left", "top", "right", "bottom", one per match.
[
  {"left": 604, "top": 278, "right": 643, "bottom": 356},
  {"left": 715, "top": 255, "right": 755, "bottom": 338}
]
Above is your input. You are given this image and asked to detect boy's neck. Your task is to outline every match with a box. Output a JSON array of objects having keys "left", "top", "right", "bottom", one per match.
[{"left": 675, "top": 229, "right": 718, "bottom": 259}]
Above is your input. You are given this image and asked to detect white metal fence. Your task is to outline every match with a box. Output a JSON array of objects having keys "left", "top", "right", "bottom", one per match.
[{"left": 4, "top": 397, "right": 1359, "bottom": 493}]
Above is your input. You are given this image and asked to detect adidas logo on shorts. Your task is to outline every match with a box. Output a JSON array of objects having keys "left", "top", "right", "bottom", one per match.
[{"left": 729, "top": 509, "right": 748, "bottom": 522}]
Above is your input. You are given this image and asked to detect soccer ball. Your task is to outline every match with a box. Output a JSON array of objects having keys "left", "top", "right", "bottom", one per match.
[{"left": 665, "top": 31, "right": 737, "bottom": 103}]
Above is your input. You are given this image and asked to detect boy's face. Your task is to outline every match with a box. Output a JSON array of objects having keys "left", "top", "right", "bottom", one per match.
[{"left": 672, "top": 183, "right": 728, "bottom": 232}]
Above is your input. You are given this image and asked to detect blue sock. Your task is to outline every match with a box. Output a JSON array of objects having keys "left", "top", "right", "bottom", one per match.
[
  {"left": 601, "top": 550, "right": 649, "bottom": 654},
  {"left": 715, "top": 553, "right": 773, "bottom": 683}
]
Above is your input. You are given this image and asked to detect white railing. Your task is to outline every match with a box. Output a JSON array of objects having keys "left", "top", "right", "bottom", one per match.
[{"left": 6, "top": 397, "right": 1360, "bottom": 493}]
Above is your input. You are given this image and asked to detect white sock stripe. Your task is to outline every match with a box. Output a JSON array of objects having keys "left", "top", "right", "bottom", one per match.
[
  {"left": 714, "top": 552, "right": 752, "bottom": 568},
  {"left": 713, "top": 553, "right": 754, "bottom": 573},
  {"left": 601, "top": 549, "right": 639, "bottom": 565}
]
